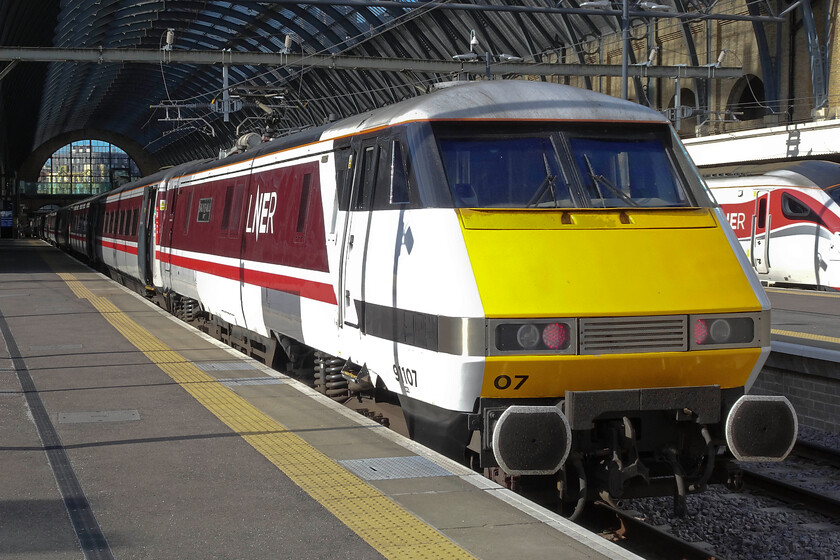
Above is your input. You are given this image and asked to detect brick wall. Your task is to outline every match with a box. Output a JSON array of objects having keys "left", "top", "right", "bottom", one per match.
[{"left": 750, "top": 353, "right": 840, "bottom": 433}]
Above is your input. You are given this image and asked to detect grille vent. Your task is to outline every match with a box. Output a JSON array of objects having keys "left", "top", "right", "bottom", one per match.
[{"left": 579, "top": 316, "right": 687, "bottom": 355}]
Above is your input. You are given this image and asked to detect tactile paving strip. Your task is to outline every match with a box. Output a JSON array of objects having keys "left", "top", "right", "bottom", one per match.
[
  {"left": 58, "top": 272, "right": 476, "bottom": 560},
  {"left": 772, "top": 328, "right": 840, "bottom": 345},
  {"left": 339, "top": 456, "right": 455, "bottom": 481}
]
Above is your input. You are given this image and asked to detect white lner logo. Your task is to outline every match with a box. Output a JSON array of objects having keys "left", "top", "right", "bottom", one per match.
[
  {"left": 726, "top": 212, "right": 746, "bottom": 231},
  {"left": 245, "top": 189, "right": 277, "bottom": 240}
]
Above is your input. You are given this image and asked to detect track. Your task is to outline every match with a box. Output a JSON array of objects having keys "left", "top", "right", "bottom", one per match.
[
  {"left": 581, "top": 504, "right": 723, "bottom": 560},
  {"left": 738, "top": 439, "right": 840, "bottom": 520}
]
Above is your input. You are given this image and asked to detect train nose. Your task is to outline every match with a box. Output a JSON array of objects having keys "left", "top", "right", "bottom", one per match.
[
  {"left": 725, "top": 395, "right": 798, "bottom": 462},
  {"left": 491, "top": 405, "right": 572, "bottom": 475}
]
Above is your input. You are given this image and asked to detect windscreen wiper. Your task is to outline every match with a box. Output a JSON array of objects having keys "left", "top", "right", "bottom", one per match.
[
  {"left": 583, "top": 154, "right": 640, "bottom": 208},
  {"left": 526, "top": 153, "right": 558, "bottom": 207}
]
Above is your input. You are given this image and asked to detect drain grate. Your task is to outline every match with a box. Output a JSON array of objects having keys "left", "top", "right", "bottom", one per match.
[
  {"left": 58, "top": 410, "right": 141, "bottom": 424},
  {"left": 218, "top": 377, "right": 286, "bottom": 387},
  {"left": 338, "top": 456, "right": 454, "bottom": 481},
  {"left": 196, "top": 361, "right": 258, "bottom": 372}
]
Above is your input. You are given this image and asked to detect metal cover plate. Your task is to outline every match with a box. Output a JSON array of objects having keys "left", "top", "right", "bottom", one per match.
[
  {"left": 196, "top": 361, "right": 258, "bottom": 372},
  {"left": 338, "top": 456, "right": 454, "bottom": 481},
  {"left": 58, "top": 410, "right": 141, "bottom": 424},
  {"left": 218, "top": 377, "right": 286, "bottom": 387}
]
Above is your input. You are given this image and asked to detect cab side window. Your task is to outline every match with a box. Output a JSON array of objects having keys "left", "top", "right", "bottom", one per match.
[{"left": 372, "top": 138, "right": 415, "bottom": 210}]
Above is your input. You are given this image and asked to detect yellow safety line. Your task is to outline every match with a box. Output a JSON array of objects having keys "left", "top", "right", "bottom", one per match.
[
  {"left": 57, "top": 273, "right": 476, "bottom": 560},
  {"left": 765, "top": 288, "right": 840, "bottom": 299},
  {"left": 771, "top": 328, "right": 840, "bottom": 345}
]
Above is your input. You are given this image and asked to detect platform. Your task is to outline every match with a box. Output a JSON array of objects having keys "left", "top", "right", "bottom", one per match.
[
  {"left": 767, "top": 288, "right": 840, "bottom": 359},
  {"left": 0, "top": 239, "right": 636, "bottom": 560}
]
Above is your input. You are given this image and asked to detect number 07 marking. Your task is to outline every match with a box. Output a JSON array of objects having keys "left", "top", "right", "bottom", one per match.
[{"left": 493, "top": 374, "right": 529, "bottom": 390}]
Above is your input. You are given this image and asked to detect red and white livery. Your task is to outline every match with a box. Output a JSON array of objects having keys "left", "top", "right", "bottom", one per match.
[{"left": 705, "top": 160, "right": 840, "bottom": 290}]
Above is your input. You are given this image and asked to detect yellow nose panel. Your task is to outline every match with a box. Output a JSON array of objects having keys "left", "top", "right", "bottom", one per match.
[
  {"left": 481, "top": 349, "right": 762, "bottom": 398},
  {"left": 457, "top": 208, "right": 761, "bottom": 318}
]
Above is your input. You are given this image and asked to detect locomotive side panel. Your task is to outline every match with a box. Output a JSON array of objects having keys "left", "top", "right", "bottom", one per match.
[{"left": 343, "top": 208, "right": 485, "bottom": 411}]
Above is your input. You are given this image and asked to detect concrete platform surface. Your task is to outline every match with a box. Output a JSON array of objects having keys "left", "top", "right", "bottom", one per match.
[
  {"left": 767, "top": 287, "right": 840, "bottom": 359},
  {"left": 0, "top": 239, "right": 638, "bottom": 560}
]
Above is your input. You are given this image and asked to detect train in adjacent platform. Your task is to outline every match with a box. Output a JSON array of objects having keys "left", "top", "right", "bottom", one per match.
[
  {"left": 704, "top": 160, "right": 840, "bottom": 291},
  {"left": 44, "top": 80, "right": 797, "bottom": 516}
]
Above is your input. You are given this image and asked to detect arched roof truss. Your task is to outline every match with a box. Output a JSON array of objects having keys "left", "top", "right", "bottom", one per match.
[{"left": 0, "top": 0, "right": 801, "bottom": 169}]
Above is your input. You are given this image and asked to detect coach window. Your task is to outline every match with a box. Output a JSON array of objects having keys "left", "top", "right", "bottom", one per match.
[
  {"left": 132, "top": 209, "right": 139, "bottom": 236},
  {"left": 183, "top": 192, "right": 194, "bottom": 233},
  {"left": 295, "top": 173, "right": 312, "bottom": 237},
  {"left": 757, "top": 198, "right": 768, "bottom": 229},
  {"left": 221, "top": 185, "right": 244, "bottom": 234},
  {"left": 781, "top": 193, "right": 810, "bottom": 220},
  {"left": 120, "top": 211, "right": 126, "bottom": 235}
]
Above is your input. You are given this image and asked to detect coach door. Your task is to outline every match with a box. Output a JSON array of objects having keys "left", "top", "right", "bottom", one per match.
[
  {"left": 232, "top": 172, "right": 252, "bottom": 330},
  {"left": 339, "top": 139, "right": 378, "bottom": 330},
  {"left": 137, "top": 185, "right": 158, "bottom": 287},
  {"left": 162, "top": 179, "right": 182, "bottom": 279},
  {"left": 751, "top": 191, "right": 771, "bottom": 274}
]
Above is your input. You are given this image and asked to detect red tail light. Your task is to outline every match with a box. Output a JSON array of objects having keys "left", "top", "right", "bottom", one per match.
[
  {"left": 694, "top": 319, "right": 709, "bottom": 345},
  {"left": 542, "top": 322, "right": 570, "bottom": 350}
]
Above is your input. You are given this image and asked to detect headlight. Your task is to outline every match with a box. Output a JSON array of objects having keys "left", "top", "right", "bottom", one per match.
[
  {"left": 493, "top": 321, "right": 574, "bottom": 354},
  {"left": 691, "top": 315, "right": 758, "bottom": 348}
]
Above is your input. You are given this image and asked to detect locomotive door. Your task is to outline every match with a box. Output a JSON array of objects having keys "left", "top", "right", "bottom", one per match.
[
  {"left": 751, "top": 191, "right": 771, "bottom": 274},
  {"left": 338, "top": 140, "right": 378, "bottom": 330}
]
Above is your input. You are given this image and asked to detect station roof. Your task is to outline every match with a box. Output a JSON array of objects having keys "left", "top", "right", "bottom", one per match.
[{"left": 0, "top": 0, "right": 776, "bottom": 175}]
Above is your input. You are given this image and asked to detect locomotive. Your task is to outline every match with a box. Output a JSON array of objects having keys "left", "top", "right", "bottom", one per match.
[
  {"left": 704, "top": 160, "right": 840, "bottom": 291},
  {"left": 47, "top": 80, "right": 797, "bottom": 516}
]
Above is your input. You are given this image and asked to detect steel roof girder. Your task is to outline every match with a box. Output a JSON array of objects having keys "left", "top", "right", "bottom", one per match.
[{"left": 0, "top": 47, "right": 743, "bottom": 79}]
